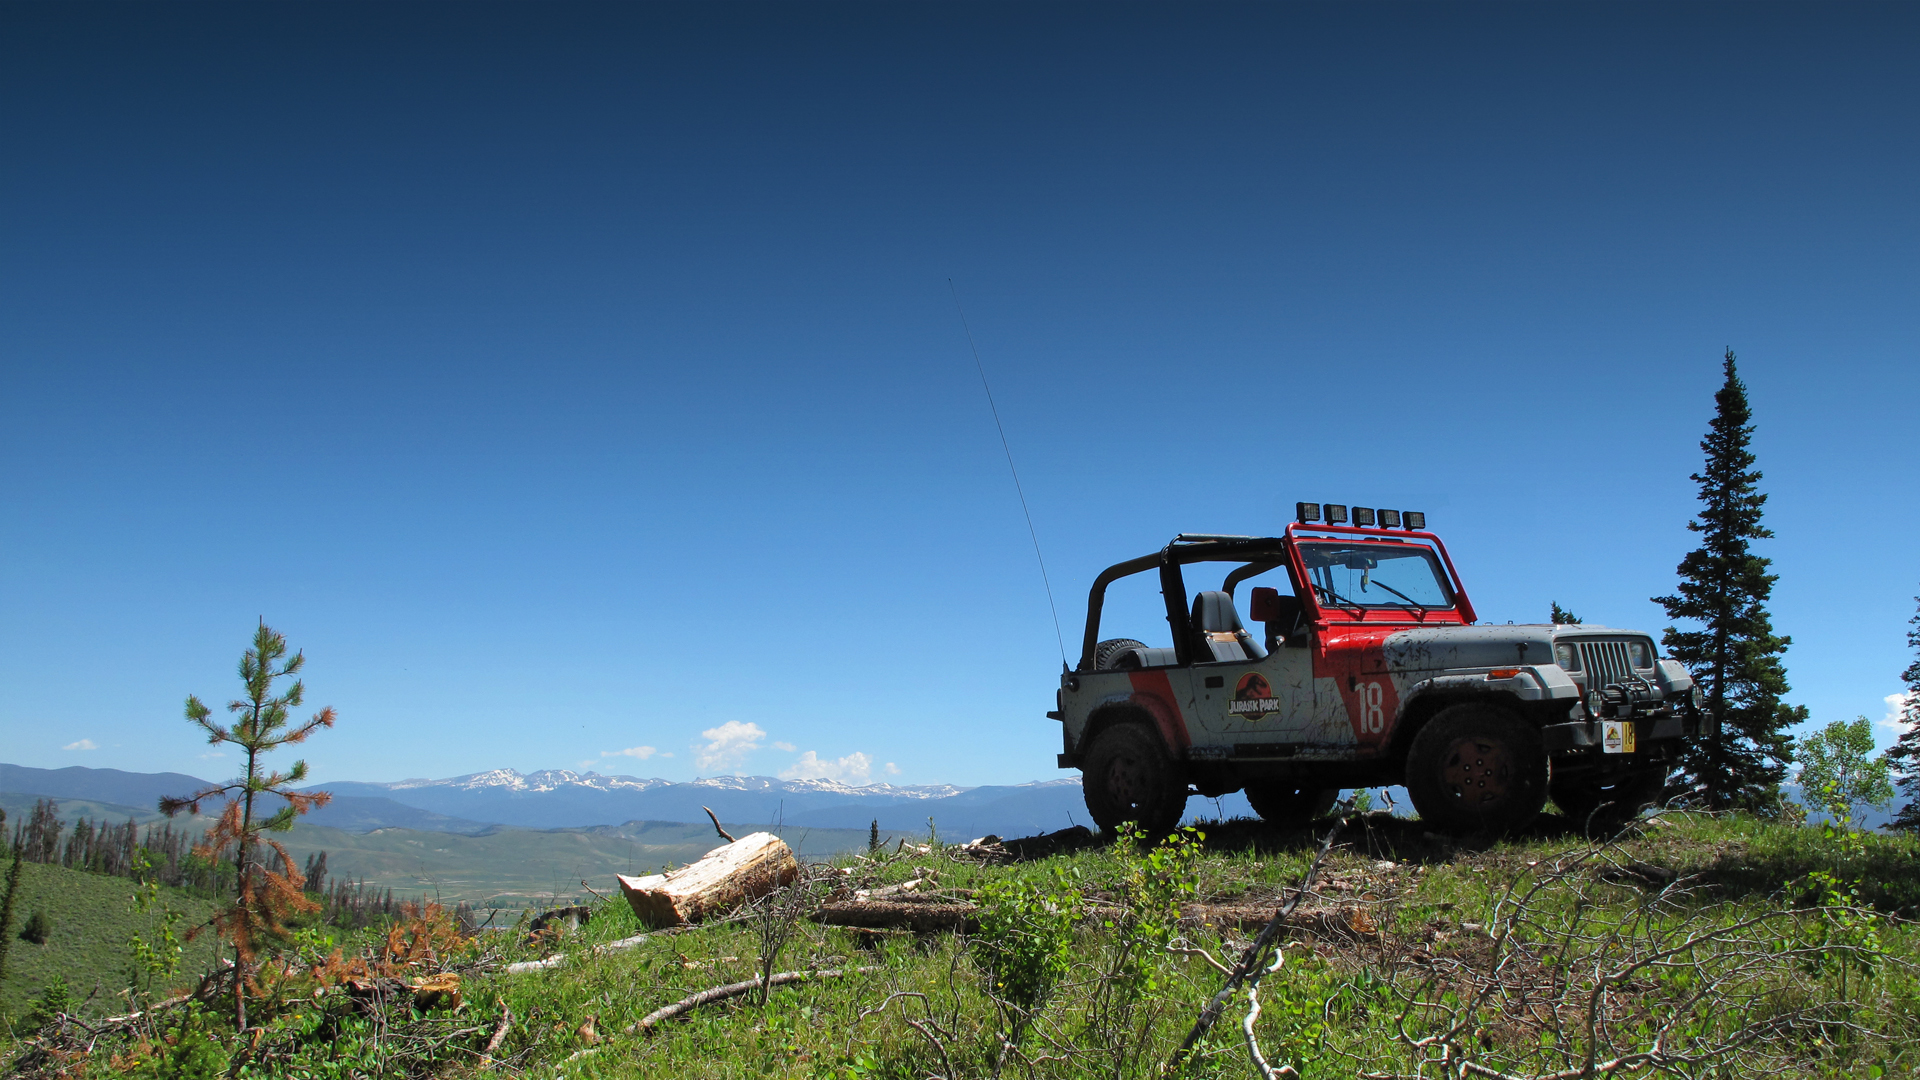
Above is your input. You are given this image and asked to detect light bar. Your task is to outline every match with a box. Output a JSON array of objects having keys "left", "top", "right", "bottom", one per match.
[{"left": 1296, "top": 502, "right": 1427, "bottom": 530}]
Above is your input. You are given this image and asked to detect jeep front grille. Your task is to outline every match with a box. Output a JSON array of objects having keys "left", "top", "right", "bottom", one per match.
[{"left": 1574, "top": 640, "right": 1635, "bottom": 690}]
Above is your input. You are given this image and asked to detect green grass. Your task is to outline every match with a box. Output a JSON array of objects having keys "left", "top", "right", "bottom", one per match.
[
  {"left": 0, "top": 861, "right": 222, "bottom": 1027},
  {"left": 6, "top": 813, "right": 1920, "bottom": 1078}
]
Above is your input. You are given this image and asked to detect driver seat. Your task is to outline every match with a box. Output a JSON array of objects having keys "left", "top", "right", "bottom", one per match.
[{"left": 1190, "top": 591, "right": 1267, "bottom": 663}]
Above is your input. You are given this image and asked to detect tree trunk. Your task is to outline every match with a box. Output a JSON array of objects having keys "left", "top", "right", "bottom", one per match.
[{"left": 616, "top": 832, "right": 798, "bottom": 927}]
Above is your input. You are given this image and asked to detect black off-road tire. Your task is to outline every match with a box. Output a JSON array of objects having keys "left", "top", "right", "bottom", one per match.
[
  {"left": 1094, "top": 638, "right": 1149, "bottom": 671},
  {"left": 1243, "top": 784, "right": 1340, "bottom": 828},
  {"left": 1550, "top": 767, "right": 1669, "bottom": 835},
  {"left": 1082, "top": 724, "right": 1188, "bottom": 835},
  {"left": 1405, "top": 704, "right": 1547, "bottom": 835}
]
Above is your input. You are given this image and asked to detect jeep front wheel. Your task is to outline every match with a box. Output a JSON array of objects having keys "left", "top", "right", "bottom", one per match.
[
  {"left": 1404, "top": 704, "right": 1546, "bottom": 835},
  {"left": 1244, "top": 784, "right": 1339, "bottom": 828},
  {"left": 1081, "top": 724, "right": 1188, "bottom": 835}
]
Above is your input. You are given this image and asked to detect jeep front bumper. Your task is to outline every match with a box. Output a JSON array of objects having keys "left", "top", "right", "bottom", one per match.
[{"left": 1542, "top": 708, "right": 1716, "bottom": 755}]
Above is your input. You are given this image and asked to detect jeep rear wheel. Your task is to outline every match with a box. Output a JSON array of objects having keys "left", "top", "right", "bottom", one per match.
[
  {"left": 1405, "top": 704, "right": 1546, "bottom": 835},
  {"left": 1082, "top": 724, "right": 1188, "bottom": 835},
  {"left": 1244, "top": 784, "right": 1339, "bottom": 827}
]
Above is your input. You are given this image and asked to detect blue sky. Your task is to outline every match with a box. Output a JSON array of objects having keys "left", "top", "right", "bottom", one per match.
[{"left": 3, "top": 2, "right": 1915, "bottom": 789}]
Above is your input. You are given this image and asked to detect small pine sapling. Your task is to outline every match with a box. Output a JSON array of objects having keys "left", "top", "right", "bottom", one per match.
[
  {"left": 20, "top": 910, "right": 51, "bottom": 945},
  {"left": 161, "top": 621, "right": 336, "bottom": 1033}
]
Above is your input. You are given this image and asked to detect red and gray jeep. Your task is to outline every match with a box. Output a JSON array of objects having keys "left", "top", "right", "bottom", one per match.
[{"left": 1051, "top": 504, "right": 1714, "bottom": 835}]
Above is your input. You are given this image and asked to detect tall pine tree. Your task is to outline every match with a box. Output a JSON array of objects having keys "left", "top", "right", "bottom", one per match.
[
  {"left": 1652, "top": 349, "right": 1804, "bottom": 810},
  {"left": 1887, "top": 594, "right": 1920, "bottom": 831}
]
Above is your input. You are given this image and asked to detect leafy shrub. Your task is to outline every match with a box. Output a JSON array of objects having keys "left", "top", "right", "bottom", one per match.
[
  {"left": 970, "top": 867, "right": 1081, "bottom": 1029},
  {"left": 19, "top": 909, "right": 50, "bottom": 945}
]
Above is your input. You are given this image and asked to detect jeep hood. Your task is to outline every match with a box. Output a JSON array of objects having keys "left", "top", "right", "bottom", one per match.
[{"left": 1378, "top": 623, "right": 1649, "bottom": 673}]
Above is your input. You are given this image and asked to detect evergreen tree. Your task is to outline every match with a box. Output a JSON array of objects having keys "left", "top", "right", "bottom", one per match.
[
  {"left": 1551, "top": 602, "right": 1582, "bottom": 625},
  {"left": 1651, "top": 349, "right": 1804, "bottom": 810},
  {"left": 0, "top": 837, "right": 21, "bottom": 978},
  {"left": 161, "top": 621, "right": 336, "bottom": 1032},
  {"left": 1887, "top": 594, "right": 1920, "bottom": 831}
]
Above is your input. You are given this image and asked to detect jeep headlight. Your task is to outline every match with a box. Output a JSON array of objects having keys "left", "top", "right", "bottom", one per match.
[
  {"left": 1629, "top": 641, "right": 1652, "bottom": 669},
  {"left": 1691, "top": 685, "right": 1706, "bottom": 709},
  {"left": 1554, "top": 643, "right": 1578, "bottom": 670}
]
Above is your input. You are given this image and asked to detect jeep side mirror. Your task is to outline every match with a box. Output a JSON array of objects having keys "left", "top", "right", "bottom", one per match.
[{"left": 1249, "top": 587, "right": 1283, "bottom": 623}]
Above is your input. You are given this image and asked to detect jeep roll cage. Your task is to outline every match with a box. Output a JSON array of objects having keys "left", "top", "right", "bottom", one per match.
[{"left": 1076, "top": 525, "right": 1478, "bottom": 671}]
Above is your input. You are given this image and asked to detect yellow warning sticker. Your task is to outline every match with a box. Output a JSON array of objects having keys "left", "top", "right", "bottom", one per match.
[{"left": 1602, "top": 720, "right": 1637, "bottom": 754}]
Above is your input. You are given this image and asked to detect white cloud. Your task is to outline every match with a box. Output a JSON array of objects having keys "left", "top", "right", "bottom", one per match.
[
  {"left": 694, "top": 721, "right": 767, "bottom": 773},
  {"left": 1881, "top": 692, "right": 1914, "bottom": 735},
  {"left": 885, "top": 762, "right": 901, "bottom": 775},
  {"left": 198, "top": 750, "right": 228, "bottom": 760},
  {"left": 601, "top": 745, "right": 660, "bottom": 761},
  {"left": 772, "top": 741, "right": 797, "bottom": 752},
  {"left": 780, "top": 750, "right": 873, "bottom": 784},
  {"left": 62, "top": 738, "right": 97, "bottom": 751}
]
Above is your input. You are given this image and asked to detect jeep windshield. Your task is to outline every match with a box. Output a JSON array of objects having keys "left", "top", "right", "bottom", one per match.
[{"left": 1298, "top": 542, "right": 1454, "bottom": 612}]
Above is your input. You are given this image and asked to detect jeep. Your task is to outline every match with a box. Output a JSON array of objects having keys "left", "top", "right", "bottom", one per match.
[{"left": 1051, "top": 505, "right": 1714, "bottom": 835}]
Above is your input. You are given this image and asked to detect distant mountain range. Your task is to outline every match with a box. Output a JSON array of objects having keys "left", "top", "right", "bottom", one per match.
[
  {"left": 0, "top": 763, "right": 1116, "bottom": 841},
  {"left": 313, "top": 768, "right": 1097, "bottom": 839}
]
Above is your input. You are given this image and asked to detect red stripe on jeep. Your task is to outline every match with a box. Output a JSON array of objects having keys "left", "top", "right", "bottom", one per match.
[
  {"left": 1317, "top": 631, "right": 1400, "bottom": 749},
  {"left": 1127, "top": 669, "right": 1192, "bottom": 750}
]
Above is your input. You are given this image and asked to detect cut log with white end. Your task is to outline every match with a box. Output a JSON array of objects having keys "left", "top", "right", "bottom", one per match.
[{"left": 617, "top": 831, "right": 798, "bottom": 927}]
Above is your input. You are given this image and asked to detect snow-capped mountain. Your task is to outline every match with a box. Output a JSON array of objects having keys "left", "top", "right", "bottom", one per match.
[
  {"left": 376, "top": 769, "right": 966, "bottom": 801},
  {"left": 313, "top": 769, "right": 1082, "bottom": 836}
]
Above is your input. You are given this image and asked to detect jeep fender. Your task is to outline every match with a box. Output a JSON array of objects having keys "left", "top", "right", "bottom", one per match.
[
  {"left": 1077, "top": 676, "right": 1190, "bottom": 761},
  {"left": 1386, "top": 665, "right": 1577, "bottom": 767}
]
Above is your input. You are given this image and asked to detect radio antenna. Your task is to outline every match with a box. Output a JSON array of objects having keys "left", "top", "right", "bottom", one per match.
[{"left": 949, "top": 279, "right": 1068, "bottom": 669}]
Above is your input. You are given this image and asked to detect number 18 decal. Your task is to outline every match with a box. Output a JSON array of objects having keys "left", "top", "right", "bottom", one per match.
[{"left": 1360, "top": 681, "right": 1386, "bottom": 733}]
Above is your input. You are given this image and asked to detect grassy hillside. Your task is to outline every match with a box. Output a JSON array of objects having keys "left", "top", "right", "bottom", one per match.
[
  {"left": 276, "top": 819, "right": 914, "bottom": 908},
  {"left": 0, "top": 794, "right": 164, "bottom": 828},
  {"left": 0, "top": 861, "right": 221, "bottom": 1026},
  {"left": 6, "top": 812, "right": 1917, "bottom": 1078}
]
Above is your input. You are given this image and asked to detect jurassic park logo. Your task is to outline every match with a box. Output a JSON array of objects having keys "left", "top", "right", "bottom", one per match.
[{"left": 1227, "top": 672, "right": 1278, "bottom": 720}]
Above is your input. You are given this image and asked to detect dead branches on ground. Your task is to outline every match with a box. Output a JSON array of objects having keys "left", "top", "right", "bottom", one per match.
[{"left": 624, "top": 966, "right": 882, "bottom": 1035}]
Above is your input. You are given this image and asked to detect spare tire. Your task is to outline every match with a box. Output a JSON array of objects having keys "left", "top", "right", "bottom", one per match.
[{"left": 1094, "top": 638, "right": 1149, "bottom": 671}]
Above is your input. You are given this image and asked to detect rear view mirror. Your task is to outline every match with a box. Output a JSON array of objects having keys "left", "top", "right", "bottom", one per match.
[{"left": 1249, "top": 587, "right": 1283, "bottom": 623}]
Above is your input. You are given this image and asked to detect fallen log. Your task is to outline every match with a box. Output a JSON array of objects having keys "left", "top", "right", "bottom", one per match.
[
  {"left": 617, "top": 831, "right": 799, "bottom": 928},
  {"left": 815, "top": 898, "right": 976, "bottom": 934},
  {"left": 625, "top": 966, "right": 881, "bottom": 1035},
  {"left": 501, "top": 931, "right": 653, "bottom": 973}
]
